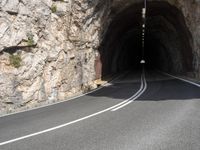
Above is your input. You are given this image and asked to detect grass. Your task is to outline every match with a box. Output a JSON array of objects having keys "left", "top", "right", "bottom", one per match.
[
  {"left": 51, "top": 5, "right": 57, "bottom": 13},
  {"left": 9, "top": 54, "right": 22, "bottom": 68}
]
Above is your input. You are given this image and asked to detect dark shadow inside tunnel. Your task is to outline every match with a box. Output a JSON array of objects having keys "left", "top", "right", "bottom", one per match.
[{"left": 98, "top": 1, "right": 193, "bottom": 78}]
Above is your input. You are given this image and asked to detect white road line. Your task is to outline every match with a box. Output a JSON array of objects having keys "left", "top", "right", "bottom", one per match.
[
  {"left": 111, "top": 100, "right": 133, "bottom": 111},
  {"left": 160, "top": 72, "right": 200, "bottom": 88},
  {"left": 0, "top": 99, "right": 129, "bottom": 146},
  {"left": 111, "top": 74, "right": 144, "bottom": 111},
  {"left": 111, "top": 70, "right": 147, "bottom": 111},
  {"left": 0, "top": 72, "right": 129, "bottom": 118},
  {"left": 0, "top": 71, "right": 143, "bottom": 146},
  {"left": 112, "top": 75, "right": 147, "bottom": 111}
]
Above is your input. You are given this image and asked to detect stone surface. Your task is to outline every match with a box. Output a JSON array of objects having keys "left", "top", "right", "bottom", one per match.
[{"left": 3, "top": 0, "right": 19, "bottom": 14}]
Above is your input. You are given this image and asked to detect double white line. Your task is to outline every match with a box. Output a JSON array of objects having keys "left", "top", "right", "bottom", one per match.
[
  {"left": 111, "top": 69, "right": 147, "bottom": 111},
  {"left": 0, "top": 70, "right": 147, "bottom": 146}
]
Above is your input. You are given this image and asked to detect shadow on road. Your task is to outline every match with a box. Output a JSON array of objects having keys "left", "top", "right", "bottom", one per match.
[
  {"left": 87, "top": 70, "right": 200, "bottom": 101},
  {"left": 87, "top": 82, "right": 140, "bottom": 100},
  {"left": 136, "top": 79, "right": 200, "bottom": 101}
]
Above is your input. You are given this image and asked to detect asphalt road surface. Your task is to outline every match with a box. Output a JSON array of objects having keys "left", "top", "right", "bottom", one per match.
[{"left": 0, "top": 70, "right": 200, "bottom": 150}]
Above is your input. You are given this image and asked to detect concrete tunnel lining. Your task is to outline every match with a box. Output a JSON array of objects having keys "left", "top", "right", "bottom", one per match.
[{"left": 98, "top": 1, "right": 193, "bottom": 77}]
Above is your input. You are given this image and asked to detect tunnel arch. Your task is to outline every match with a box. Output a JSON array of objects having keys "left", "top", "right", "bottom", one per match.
[{"left": 99, "top": 1, "right": 193, "bottom": 77}]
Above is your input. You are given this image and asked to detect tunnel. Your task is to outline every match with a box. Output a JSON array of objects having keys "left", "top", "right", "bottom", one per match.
[{"left": 99, "top": 1, "right": 193, "bottom": 77}]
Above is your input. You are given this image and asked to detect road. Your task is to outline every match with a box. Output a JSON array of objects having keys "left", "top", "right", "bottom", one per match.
[{"left": 0, "top": 70, "right": 200, "bottom": 150}]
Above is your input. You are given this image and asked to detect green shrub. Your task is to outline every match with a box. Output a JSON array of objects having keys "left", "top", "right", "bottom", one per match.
[
  {"left": 51, "top": 5, "right": 57, "bottom": 13},
  {"left": 9, "top": 54, "right": 22, "bottom": 68},
  {"left": 27, "top": 32, "right": 34, "bottom": 46}
]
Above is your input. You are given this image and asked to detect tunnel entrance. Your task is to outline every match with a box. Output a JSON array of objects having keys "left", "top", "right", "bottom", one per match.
[{"left": 99, "top": 1, "right": 193, "bottom": 77}]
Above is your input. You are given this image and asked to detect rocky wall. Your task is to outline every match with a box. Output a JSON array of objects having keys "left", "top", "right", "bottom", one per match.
[{"left": 0, "top": 0, "right": 108, "bottom": 115}]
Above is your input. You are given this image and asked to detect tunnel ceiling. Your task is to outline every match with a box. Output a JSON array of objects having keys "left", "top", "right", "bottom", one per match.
[{"left": 99, "top": 1, "right": 193, "bottom": 76}]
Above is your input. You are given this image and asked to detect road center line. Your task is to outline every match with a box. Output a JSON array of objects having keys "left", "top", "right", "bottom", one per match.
[
  {"left": 0, "top": 71, "right": 145, "bottom": 146},
  {"left": 0, "top": 100, "right": 129, "bottom": 146},
  {"left": 111, "top": 74, "right": 144, "bottom": 111},
  {"left": 111, "top": 69, "right": 147, "bottom": 111}
]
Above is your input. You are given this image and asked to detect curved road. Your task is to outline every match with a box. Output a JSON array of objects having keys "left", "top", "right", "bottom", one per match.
[{"left": 0, "top": 70, "right": 200, "bottom": 150}]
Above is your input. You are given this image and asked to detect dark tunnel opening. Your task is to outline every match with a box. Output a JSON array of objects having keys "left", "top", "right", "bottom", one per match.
[{"left": 99, "top": 1, "right": 193, "bottom": 77}]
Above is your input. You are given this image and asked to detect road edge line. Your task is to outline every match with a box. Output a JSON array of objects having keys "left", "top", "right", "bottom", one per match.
[{"left": 160, "top": 71, "right": 200, "bottom": 88}]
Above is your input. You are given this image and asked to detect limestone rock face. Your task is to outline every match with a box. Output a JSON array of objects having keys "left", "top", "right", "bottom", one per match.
[
  {"left": 3, "top": 0, "right": 19, "bottom": 14},
  {"left": 0, "top": 0, "right": 100, "bottom": 115},
  {"left": 0, "top": 0, "right": 200, "bottom": 115}
]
